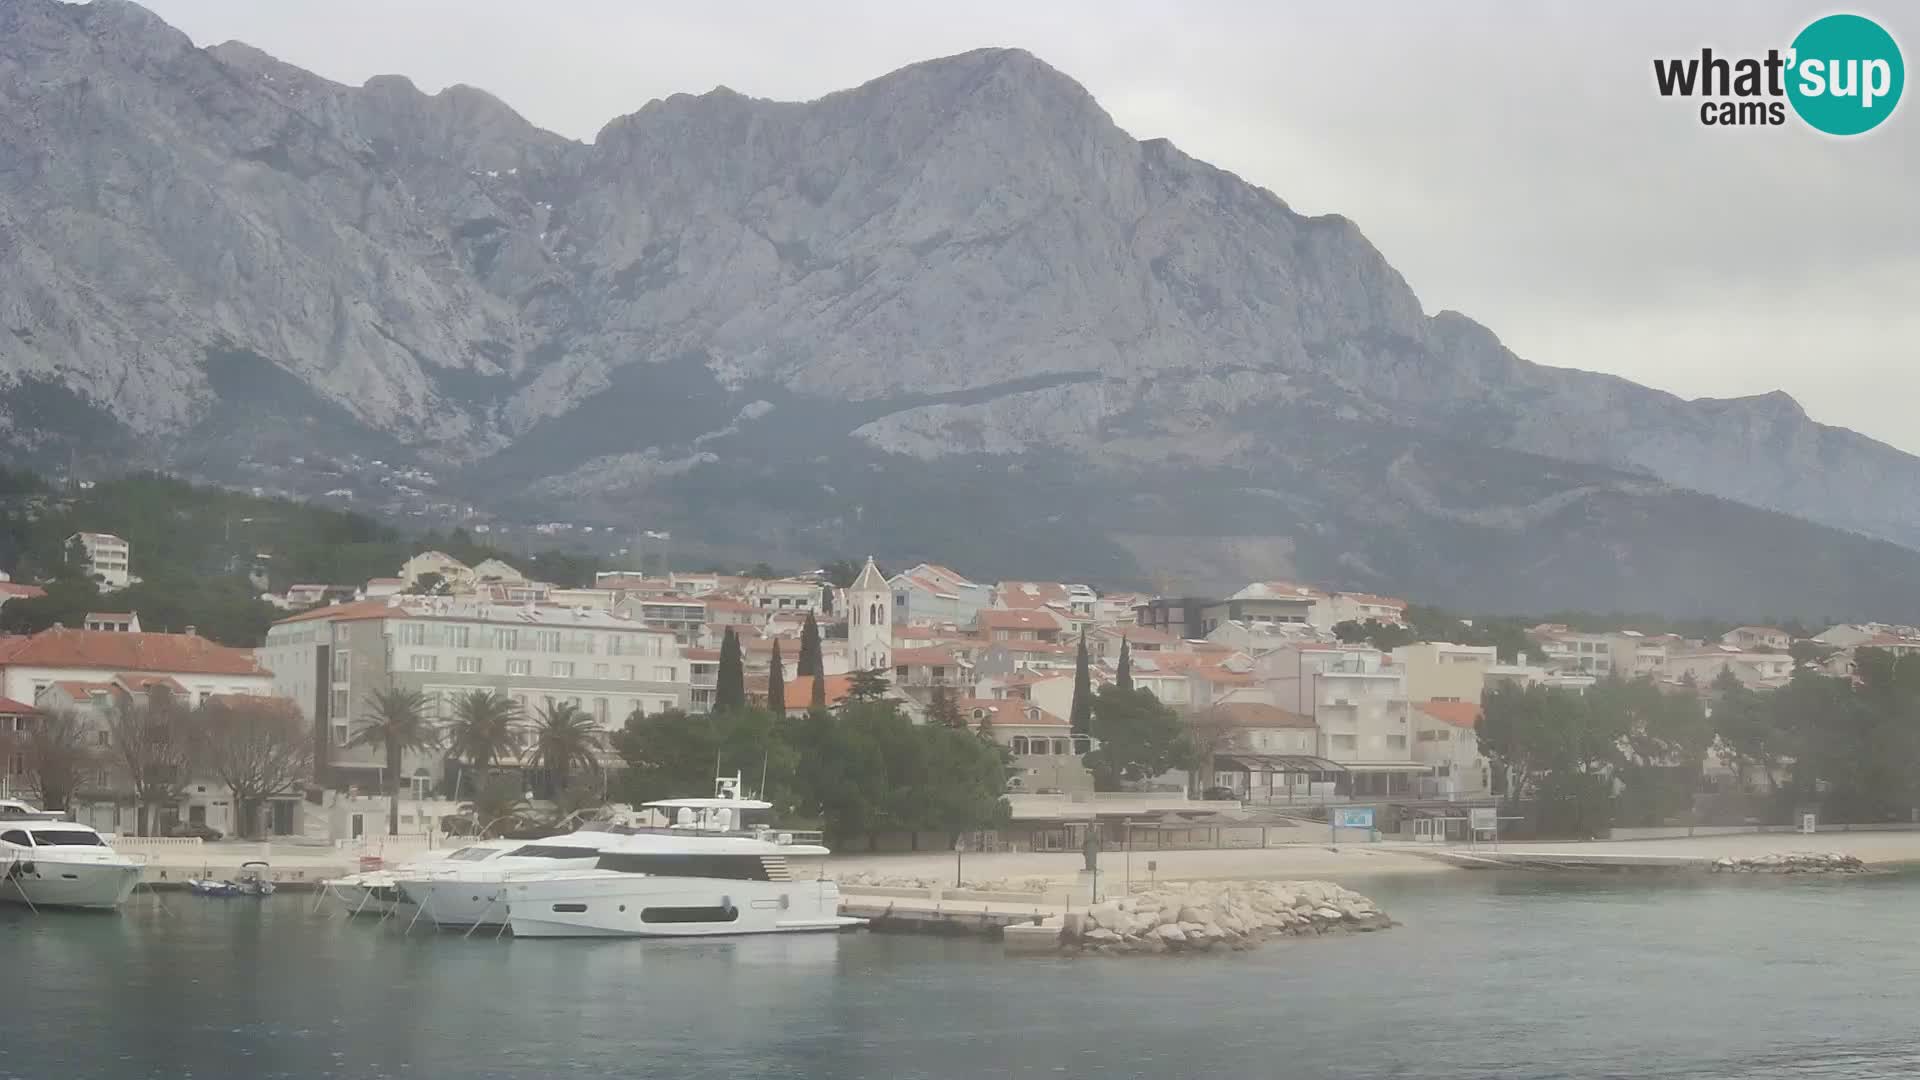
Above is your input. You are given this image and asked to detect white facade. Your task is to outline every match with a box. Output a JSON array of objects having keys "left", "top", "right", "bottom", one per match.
[
  {"left": 260, "top": 599, "right": 690, "bottom": 792},
  {"left": 68, "top": 532, "right": 130, "bottom": 590},
  {"left": 1260, "top": 645, "right": 1419, "bottom": 778},
  {"left": 846, "top": 557, "right": 893, "bottom": 672}
]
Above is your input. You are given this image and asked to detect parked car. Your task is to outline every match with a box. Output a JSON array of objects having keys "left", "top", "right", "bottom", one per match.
[
  {"left": 167, "top": 822, "right": 224, "bottom": 841},
  {"left": 1200, "top": 786, "right": 1240, "bottom": 802}
]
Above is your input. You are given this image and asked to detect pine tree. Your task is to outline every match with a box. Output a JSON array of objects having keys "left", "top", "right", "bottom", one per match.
[
  {"left": 716, "top": 628, "right": 746, "bottom": 712},
  {"left": 1116, "top": 637, "right": 1134, "bottom": 693},
  {"left": 1069, "top": 628, "right": 1093, "bottom": 737},
  {"left": 798, "top": 612, "right": 824, "bottom": 678},
  {"left": 767, "top": 641, "right": 787, "bottom": 715}
]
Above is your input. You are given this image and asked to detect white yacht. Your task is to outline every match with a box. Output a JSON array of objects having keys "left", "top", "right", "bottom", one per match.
[
  {"left": 501, "top": 779, "right": 862, "bottom": 939},
  {"left": 393, "top": 831, "right": 609, "bottom": 928},
  {"left": 323, "top": 840, "right": 519, "bottom": 917},
  {"left": 0, "top": 808, "right": 143, "bottom": 911}
]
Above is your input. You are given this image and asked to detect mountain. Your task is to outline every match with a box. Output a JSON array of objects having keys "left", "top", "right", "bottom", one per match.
[{"left": 3, "top": 0, "right": 1920, "bottom": 618}]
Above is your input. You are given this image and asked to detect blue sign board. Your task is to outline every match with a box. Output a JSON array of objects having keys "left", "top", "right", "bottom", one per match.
[{"left": 1334, "top": 807, "right": 1375, "bottom": 830}]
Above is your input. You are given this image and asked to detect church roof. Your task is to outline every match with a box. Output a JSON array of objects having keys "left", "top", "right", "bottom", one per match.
[{"left": 850, "top": 556, "right": 889, "bottom": 593}]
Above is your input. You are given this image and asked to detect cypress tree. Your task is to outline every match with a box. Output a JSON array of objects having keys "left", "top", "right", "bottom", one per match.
[
  {"left": 767, "top": 641, "right": 787, "bottom": 715},
  {"left": 810, "top": 672, "right": 827, "bottom": 709},
  {"left": 799, "top": 612, "right": 824, "bottom": 678},
  {"left": 716, "top": 627, "right": 746, "bottom": 712},
  {"left": 1116, "top": 637, "right": 1134, "bottom": 693},
  {"left": 1069, "top": 629, "right": 1093, "bottom": 737}
]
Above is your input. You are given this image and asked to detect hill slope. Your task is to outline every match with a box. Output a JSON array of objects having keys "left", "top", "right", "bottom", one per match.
[{"left": 2, "top": 0, "right": 1919, "bottom": 616}]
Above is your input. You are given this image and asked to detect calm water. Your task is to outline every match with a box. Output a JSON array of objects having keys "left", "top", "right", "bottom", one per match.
[{"left": 3, "top": 872, "right": 1917, "bottom": 1079}]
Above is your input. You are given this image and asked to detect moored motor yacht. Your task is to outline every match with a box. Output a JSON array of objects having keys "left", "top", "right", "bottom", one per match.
[
  {"left": 393, "top": 831, "right": 611, "bottom": 928},
  {"left": 501, "top": 777, "right": 863, "bottom": 939},
  {"left": 0, "top": 814, "right": 143, "bottom": 910},
  {"left": 325, "top": 839, "right": 522, "bottom": 917}
]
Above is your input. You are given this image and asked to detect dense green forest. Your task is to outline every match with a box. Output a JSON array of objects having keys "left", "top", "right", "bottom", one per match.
[{"left": 0, "top": 469, "right": 602, "bottom": 646}]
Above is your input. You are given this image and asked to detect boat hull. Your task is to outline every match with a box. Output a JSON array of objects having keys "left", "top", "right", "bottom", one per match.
[
  {"left": 504, "top": 874, "right": 862, "bottom": 938},
  {"left": 396, "top": 878, "right": 510, "bottom": 927},
  {"left": 1, "top": 858, "right": 142, "bottom": 910}
]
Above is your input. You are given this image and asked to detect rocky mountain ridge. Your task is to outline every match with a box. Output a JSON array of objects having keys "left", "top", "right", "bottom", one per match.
[{"left": 2, "top": 0, "right": 1918, "bottom": 616}]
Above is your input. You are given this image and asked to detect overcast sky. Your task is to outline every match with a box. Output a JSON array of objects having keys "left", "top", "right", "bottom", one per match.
[{"left": 136, "top": 0, "right": 1920, "bottom": 452}]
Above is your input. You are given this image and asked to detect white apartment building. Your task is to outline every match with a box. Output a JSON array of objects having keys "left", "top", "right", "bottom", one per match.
[
  {"left": 1323, "top": 591, "right": 1409, "bottom": 627},
  {"left": 1260, "top": 644, "right": 1425, "bottom": 796},
  {"left": 1411, "top": 701, "right": 1491, "bottom": 798},
  {"left": 68, "top": 531, "right": 131, "bottom": 589},
  {"left": 1527, "top": 626, "right": 1615, "bottom": 675},
  {"left": 746, "top": 578, "right": 823, "bottom": 614},
  {"left": 260, "top": 598, "right": 690, "bottom": 795},
  {"left": 1666, "top": 647, "right": 1795, "bottom": 688}
]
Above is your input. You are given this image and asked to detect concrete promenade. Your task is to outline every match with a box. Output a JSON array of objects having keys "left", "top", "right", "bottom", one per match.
[{"left": 110, "top": 827, "right": 1920, "bottom": 892}]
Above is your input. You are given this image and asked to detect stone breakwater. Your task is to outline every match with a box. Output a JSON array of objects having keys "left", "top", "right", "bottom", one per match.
[
  {"left": 1050, "top": 880, "right": 1391, "bottom": 956},
  {"left": 1710, "top": 852, "right": 1868, "bottom": 874}
]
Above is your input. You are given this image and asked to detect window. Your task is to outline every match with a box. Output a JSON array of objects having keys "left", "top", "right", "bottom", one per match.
[
  {"left": 411, "top": 654, "right": 438, "bottom": 672},
  {"left": 332, "top": 650, "right": 351, "bottom": 680},
  {"left": 606, "top": 636, "right": 624, "bottom": 657},
  {"left": 332, "top": 724, "right": 348, "bottom": 748},
  {"left": 550, "top": 661, "right": 575, "bottom": 678},
  {"left": 331, "top": 687, "right": 349, "bottom": 717},
  {"left": 593, "top": 698, "right": 608, "bottom": 724},
  {"left": 534, "top": 630, "right": 560, "bottom": 652},
  {"left": 1387, "top": 735, "right": 1407, "bottom": 751},
  {"left": 457, "top": 656, "right": 482, "bottom": 674},
  {"left": 449, "top": 626, "right": 470, "bottom": 649},
  {"left": 1330, "top": 734, "right": 1358, "bottom": 751},
  {"left": 398, "top": 623, "right": 426, "bottom": 646},
  {"left": 97, "top": 730, "right": 110, "bottom": 747},
  {"left": 3, "top": 829, "right": 34, "bottom": 846},
  {"left": 621, "top": 666, "right": 636, "bottom": 681},
  {"left": 653, "top": 666, "right": 675, "bottom": 682},
  {"left": 495, "top": 628, "right": 519, "bottom": 651},
  {"left": 507, "top": 659, "right": 531, "bottom": 676},
  {"left": 593, "top": 663, "right": 609, "bottom": 678}
]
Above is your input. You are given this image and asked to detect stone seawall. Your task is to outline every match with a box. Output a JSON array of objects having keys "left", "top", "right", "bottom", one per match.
[
  {"left": 1007, "top": 879, "right": 1392, "bottom": 957},
  {"left": 1709, "top": 852, "right": 1868, "bottom": 874}
]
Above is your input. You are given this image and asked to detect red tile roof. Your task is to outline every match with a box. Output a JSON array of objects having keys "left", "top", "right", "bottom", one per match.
[
  {"left": 272, "top": 599, "right": 399, "bottom": 625},
  {"left": 955, "top": 697, "right": 1068, "bottom": 727},
  {"left": 1414, "top": 701, "right": 1482, "bottom": 729},
  {"left": 0, "top": 582, "right": 46, "bottom": 599},
  {"left": 1207, "top": 702, "right": 1315, "bottom": 728},
  {"left": 891, "top": 646, "right": 969, "bottom": 667},
  {"left": 0, "top": 628, "right": 263, "bottom": 677},
  {"left": 782, "top": 675, "right": 854, "bottom": 709},
  {"left": 978, "top": 609, "right": 1064, "bottom": 631},
  {"left": 0, "top": 696, "right": 38, "bottom": 714}
]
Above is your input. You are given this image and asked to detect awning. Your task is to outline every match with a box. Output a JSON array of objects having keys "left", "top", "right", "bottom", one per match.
[
  {"left": 1337, "top": 762, "right": 1436, "bottom": 773},
  {"left": 1214, "top": 754, "right": 1347, "bottom": 774}
]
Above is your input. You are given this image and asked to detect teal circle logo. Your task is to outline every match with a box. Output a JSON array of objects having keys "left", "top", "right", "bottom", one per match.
[{"left": 1787, "top": 14, "right": 1904, "bottom": 135}]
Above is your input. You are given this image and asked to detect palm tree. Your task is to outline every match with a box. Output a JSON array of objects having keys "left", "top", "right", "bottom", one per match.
[
  {"left": 349, "top": 688, "right": 442, "bottom": 836},
  {"left": 526, "top": 700, "right": 605, "bottom": 796},
  {"left": 443, "top": 690, "right": 523, "bottom": 800}
]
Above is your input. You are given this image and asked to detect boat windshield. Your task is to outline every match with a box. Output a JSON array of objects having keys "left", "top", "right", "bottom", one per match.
[
  {"left": 502, "top": 844, "right": 600, "bottom": 859},
  {"left": 27, "top": 829, "right": 104, "bottom": 847},
  {"left": 443, "top": 847, "right": 502, "bottom": 862}
]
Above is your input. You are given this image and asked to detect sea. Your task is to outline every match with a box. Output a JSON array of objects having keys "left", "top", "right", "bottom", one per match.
[{"left": 2, "top": 871, "right": 1916, "bottom": 1079}]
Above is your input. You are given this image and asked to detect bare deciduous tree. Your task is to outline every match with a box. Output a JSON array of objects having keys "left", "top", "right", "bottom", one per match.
[
  {"left": 21, "top": 708, "right": 94, "bottom": 811},
  {"left": 106, "top": 688, "right": 194, "bottom": 836},
  {"left": 194, "top": 696, "right": 313, "bottom": 839}
]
